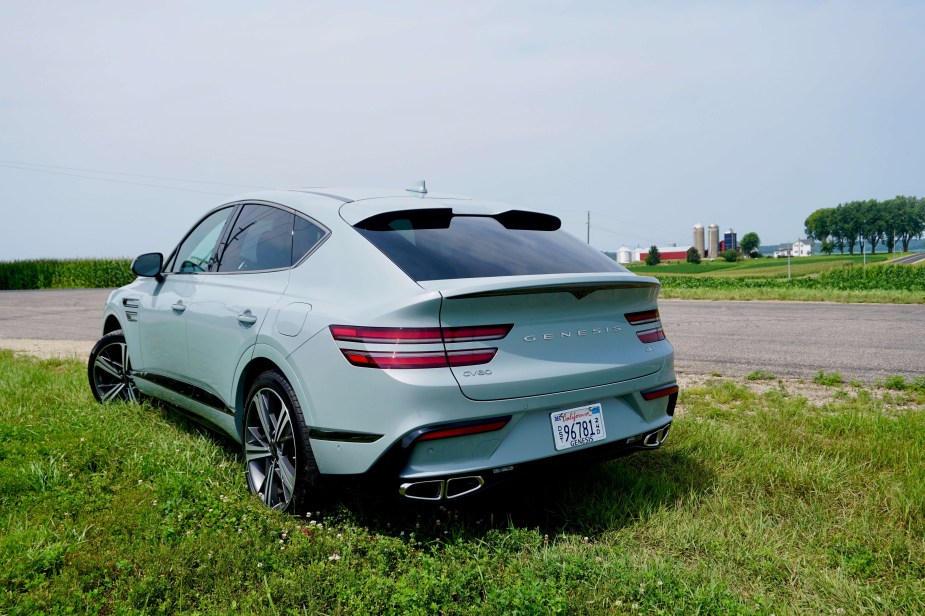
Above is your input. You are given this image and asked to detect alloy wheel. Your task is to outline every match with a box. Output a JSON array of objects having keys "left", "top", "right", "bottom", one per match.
[
  {"left": 244, "top": 387, "right": 298, "bottom": 510},
  {"left": 91, "top": 340, "right": 138, "bottom": 403}
]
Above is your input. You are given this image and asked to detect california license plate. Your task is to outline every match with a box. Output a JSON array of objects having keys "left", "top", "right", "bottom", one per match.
[{"left": 550, "top": 403, "right": 606, "bottom": 451}]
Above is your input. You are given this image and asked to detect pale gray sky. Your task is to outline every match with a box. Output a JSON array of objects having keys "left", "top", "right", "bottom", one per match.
[{"left": 1, "top": 1, "right": 923, "bottom": 259}]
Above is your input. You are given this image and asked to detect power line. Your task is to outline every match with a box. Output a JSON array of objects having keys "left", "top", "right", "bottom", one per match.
[
  {"left": 0, "top": 162, "right": 234, "bottom": 196},
  {"left": 0, "top": 159, "right": 270, "bottom": 190}
]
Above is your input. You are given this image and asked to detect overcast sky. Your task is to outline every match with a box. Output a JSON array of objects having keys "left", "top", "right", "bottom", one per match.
[{"left": 1, "top": 1, "right": 923, "bottom": 260}]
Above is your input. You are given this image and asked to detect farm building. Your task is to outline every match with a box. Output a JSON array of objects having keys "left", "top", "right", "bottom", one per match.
[
  {"left": 773, "top": 239, "right": 813, "bottom": 258},
  {"left": 632, "top": 246, "right": 693, "bottom": 261}
]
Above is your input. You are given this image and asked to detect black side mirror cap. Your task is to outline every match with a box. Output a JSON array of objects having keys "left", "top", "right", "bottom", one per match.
[{"left": 132, "top": 252, "right": 164, "bottom": 280}]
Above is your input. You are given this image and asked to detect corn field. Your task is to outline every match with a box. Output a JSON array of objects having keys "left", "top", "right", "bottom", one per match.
[{"left": 0, "top": 259, "right": 135, "bottom": 290}]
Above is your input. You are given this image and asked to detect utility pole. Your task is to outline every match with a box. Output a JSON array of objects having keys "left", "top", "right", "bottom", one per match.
[{"left": 586, "top": 211, "right": 590, "bottom": 244}]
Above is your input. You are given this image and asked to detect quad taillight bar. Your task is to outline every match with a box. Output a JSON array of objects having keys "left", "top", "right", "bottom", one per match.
[
  {"left": 331, "top": 324, "right": 512, "bottom": 369},
  {"left": 330, "top": 324, "right": 512, "bottom": 344}
]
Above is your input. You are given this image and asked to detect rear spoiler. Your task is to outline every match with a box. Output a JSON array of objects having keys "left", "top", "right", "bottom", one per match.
[{"left": 418, "top": 273, "right": 660, "bottom": 300}]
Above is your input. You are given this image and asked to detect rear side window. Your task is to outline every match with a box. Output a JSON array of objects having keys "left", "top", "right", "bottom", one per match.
[
  {"left": 292, "top": 215, "right": 327, "bottom": 264},
  {"left": 218, "top": 204, "right": 294, "bottom": 272},
  {"left": 354, "top": 209, "right": 627, "bottom": 281}
]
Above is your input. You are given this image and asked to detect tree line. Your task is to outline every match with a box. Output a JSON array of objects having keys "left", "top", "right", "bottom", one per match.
[{"left": 804, "top": 196, "right": 925, "bottom": 254}]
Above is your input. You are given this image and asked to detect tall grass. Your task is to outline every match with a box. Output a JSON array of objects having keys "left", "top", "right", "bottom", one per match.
[
  {"left": 2, "top": 352, "right": 924, "bottom": 613},
  {"left": 0, "top": 259, "right": 135, "bottom": 290}
]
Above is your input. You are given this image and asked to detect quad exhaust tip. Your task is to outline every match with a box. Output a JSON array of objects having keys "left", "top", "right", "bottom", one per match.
[{"left": 399, "top": 476, "right": 485, "bottom": 501}]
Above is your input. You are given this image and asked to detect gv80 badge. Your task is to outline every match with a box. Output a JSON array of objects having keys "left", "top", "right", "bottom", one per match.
[{"left": 523, "top": 325, "right": 621, "bottom": 342}]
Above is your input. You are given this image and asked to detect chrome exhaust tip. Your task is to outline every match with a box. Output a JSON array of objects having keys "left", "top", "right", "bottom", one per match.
[
  {"left": 643, "top": 425, "right": 670, "bottom": 447},
  {"left": 399, "top": 480, "right": 444, "bottom": 501},
  {"left": 445, "top": 476, "right": 484, "bottom": 499},
  {"left": 399, "top": 476, "right": 486, "bottom": 500}
]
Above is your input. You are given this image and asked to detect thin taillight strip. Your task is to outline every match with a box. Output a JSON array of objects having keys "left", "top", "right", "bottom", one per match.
[
  {"left": 636, "top": 327, "right": 666, "bottom": 343},
  {"left": 625, "top": 309, "right": 660, "bottom": 325},
  {"left": 330, "top": 324, "right": 512, "bottom": 344},
  {"left": 340, "top": 348, "right": 498, "bottom": 369}
]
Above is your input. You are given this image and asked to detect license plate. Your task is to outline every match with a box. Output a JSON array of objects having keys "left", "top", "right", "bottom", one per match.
[{"left": 550, "top": 403, "right": 606, "bottom": 451}]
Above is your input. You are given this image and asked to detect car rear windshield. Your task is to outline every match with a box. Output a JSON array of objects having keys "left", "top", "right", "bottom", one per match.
[{"left": 354, "top": 209, "right": 628, "bottom": 281}]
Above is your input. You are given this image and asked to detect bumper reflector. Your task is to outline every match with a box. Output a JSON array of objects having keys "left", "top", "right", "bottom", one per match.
[{"left": 641, "top": 383, "right": 679, "bottom": 401}]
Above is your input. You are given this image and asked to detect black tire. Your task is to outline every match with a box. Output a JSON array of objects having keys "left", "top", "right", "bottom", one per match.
[
  {"left": 243, "top": 369, "right": 320, "bottom": 513},
  {"left": 87, "top": 331, "right": 140, "bottom": 404}
]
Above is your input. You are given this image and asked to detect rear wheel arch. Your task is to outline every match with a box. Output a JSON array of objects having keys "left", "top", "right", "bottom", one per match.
[{"left": 234, "top": 351, "right": 315, "bottom": 437}]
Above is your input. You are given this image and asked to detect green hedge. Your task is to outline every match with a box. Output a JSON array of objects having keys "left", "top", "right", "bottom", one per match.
[{"left": 0, "top": 259, "right": 135, "bottom": 290}]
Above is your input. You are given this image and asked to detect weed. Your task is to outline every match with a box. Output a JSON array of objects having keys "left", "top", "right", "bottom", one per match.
[
  {"left": 746, "top": 370, "right": 776, "bottom": 381},
  {"left": 813, "top": 370, "right": 845, "bottom": 386}
]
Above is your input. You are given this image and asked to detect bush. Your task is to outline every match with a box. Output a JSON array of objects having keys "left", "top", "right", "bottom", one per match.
[
  {"left": 721, "top": 250, "right": 738, "bottom": 262},
  {"left": 686, "top": 247, "right": 701, "bottom": 264},
  {"left": 645, "top": 246, "right": 661, "bottom": 266}
]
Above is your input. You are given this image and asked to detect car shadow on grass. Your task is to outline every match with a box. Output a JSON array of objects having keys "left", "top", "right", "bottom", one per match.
[
  {"left": 339, "top": 446, "right": 713, "bottom": 541},
  {"left": 151, "top": 401, "right": 712, "bottom": 541}
]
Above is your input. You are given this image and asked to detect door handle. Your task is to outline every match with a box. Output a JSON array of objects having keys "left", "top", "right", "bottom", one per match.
[
  {"left": 237, "top": 310, "right": 258, "bottom": 325},
  {"left": 171, "top": 301, "right": 186, "bottom": 313}
]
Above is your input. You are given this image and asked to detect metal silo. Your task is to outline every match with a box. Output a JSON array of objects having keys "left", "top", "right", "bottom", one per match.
[
  {"left": 693, "top": 224, "right": 705, "bottom": 257},
  {"left": 616, "top": 246, "right": 632, "bottom": 264},
  {"left": 708, "top": 224, "right": 720, "bottom": 258}
]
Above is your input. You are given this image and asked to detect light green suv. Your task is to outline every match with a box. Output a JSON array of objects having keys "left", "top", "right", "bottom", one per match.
[{"left": 89, "top": 186, "right": 677, "bottom": 512}]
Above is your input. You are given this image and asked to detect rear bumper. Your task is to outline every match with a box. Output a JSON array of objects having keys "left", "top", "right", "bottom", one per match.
[{"left": 340, "top": 392, "right": 676, "bottom": 501}]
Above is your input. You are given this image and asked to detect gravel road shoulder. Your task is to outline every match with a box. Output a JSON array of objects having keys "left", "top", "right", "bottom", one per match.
[{"left": 0, "top": 338, "right": 94, "bottom": 360}]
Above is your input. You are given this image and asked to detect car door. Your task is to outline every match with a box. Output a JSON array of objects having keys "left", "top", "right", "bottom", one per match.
[
  {"left": 183, "top": 203, "right": 295, "bottom": 405},
  {"left": 136, "top": 205, "right": 237, "bottom": 381}
]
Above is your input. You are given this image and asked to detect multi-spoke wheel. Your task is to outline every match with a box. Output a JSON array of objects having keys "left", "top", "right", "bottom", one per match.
[
  {"left": 243, "top": 370, "right": 318, "bottom": 512},
  {"left": 88, "top": 331, "right": 139, "bottom": 403}
]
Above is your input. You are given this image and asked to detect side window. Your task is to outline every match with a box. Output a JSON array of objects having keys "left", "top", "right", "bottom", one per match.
[
  {"left": 217, "top": 204, "right": 294, "bottom": 272},
  {"left": 292, "top": 215, "right": 327, "bottom": 265},
  {"left": 171, "top": 206, "right": 235, "bottom": 274}
]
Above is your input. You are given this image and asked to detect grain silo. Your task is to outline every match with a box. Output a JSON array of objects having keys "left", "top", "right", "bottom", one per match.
[
  {"left": 693, "top": 224, "right": 705, "bottom": 257},
  {"left": 616, "top": 246, "right": 633, "bottom": 264},
  {"left": 708, "top": 224, "right": 720, "bottom": 258}
]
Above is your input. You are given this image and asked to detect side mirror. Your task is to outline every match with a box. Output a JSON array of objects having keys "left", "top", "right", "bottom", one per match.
[{"left": 132, "top": 252, "right": 164, "bottom": 279}]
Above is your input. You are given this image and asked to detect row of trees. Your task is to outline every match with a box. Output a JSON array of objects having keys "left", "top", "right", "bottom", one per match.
[{"left": 804, "top": 196, "right": 925, "bottom": 255}]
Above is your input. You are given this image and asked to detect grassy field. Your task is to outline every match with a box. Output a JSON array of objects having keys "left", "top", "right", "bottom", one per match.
[
  {"left": 626, "top": 255, "right": 925, "bottom": 303},
  {"left": 3, "top": 351, "right": 924, "bottom": 614},
  {"left": 626, "top": 253, "right": 899, "bottom": 277}
]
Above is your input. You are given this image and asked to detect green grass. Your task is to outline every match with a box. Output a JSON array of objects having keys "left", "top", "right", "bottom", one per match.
[
  {"left": 626, "top": 254, "right": 925, "bottom": 303},
  {"left": 0, "top": 259, "right": 135, "bottom": 290},
  {"left": 626, "top": 253, "right": 900, "bottom": 277},
  {"left": 2, "top": 352, "right": 924, "bottom": 613},
  {"left": 813, "top": 370, "right": 845, "bottom": 386}
]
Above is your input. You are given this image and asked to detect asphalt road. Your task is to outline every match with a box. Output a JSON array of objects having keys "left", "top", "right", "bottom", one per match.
[
  {"left": 659, "top": 299, "right": 924, "bottom": 382},
  {"left": 1, "top": 289, "right": 922, "bottom": 382}
]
